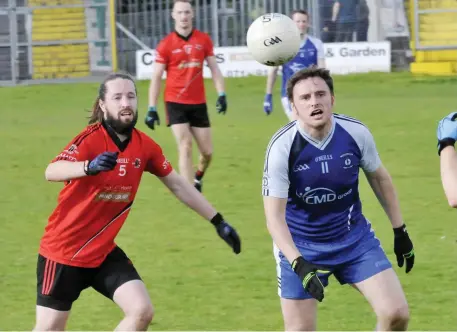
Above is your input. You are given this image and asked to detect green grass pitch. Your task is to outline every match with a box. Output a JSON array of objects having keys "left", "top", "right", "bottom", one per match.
[{"left": 0, "top": 72, "right": 456, "bottom": 330}]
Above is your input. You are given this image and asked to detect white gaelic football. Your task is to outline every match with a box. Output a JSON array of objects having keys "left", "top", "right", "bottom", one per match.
[{"left": 246, "top": 13, "right": 301, "bottom": 66}]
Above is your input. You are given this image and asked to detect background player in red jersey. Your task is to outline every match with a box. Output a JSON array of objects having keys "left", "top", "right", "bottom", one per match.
[
  {"left": 34, "top": 72, "right": 240, "bottom": 331},
  {"left": 145, "top": 0, "right": 227, "bottom": 193}
]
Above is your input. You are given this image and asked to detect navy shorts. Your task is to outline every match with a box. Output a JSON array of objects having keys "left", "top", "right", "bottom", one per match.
[{"left": 274, "top": 232, "right": 392, "bottom": 300}]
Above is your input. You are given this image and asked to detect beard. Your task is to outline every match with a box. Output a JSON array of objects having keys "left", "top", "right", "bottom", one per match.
[{"left": 104, "top": 110, "right": 138, "bottom": 135}]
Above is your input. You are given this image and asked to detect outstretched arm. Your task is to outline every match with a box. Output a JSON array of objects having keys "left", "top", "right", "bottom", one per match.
[
  {"left": 45, "top": 161, "right": 87, "bottom": 182},
  {"left": 159, "top": 169, "right": 218, "bottom": 220},
  {"left": 159, "top": 170, "right": 241, "bottom": 254},
  {"left": 439, "top": 146, "right": 457, "bottom": 207}
]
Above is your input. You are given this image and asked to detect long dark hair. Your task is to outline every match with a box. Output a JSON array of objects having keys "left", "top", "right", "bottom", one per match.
[{"left": 88, "top": 72, "right": 137, "bottom": 124}]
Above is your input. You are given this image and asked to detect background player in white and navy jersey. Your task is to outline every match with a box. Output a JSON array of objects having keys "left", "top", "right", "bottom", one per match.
[
  {"left": 262, "top": 67, "right": 415, "bottom": 331},
  {"left": 263, "top": 9, "right": 326, "bottom": 121},
  {"left": 437, "top": 111, "right": 457, "bottom": 208}
]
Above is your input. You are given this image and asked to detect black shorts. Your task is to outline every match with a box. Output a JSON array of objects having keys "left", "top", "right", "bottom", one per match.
[
  {"left": 36, "top": 246, "right": 141, "bottom": 311},
  {"left": 165, "top": 101, "right": 210, "bottom": 127}
]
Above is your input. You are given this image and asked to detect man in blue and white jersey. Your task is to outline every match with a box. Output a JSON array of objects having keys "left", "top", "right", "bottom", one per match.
[
  {"left": 263, "top": 10, "right": 326, "bottom": 121},
  {"left": 262, "top": 67, "right": 415, "bottom": 331}
]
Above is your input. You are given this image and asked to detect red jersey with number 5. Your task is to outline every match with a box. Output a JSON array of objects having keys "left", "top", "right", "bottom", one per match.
[
  {"left": 155, "top": 29, "right": 214, "bottom": 104},
  {"left": 39, "top": 122, "right": 173, "bottom": 268}
]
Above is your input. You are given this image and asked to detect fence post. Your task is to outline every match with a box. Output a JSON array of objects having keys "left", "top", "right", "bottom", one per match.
[
  {"left": 109, "top": 0, "right": 118, "bottom": 71},
  {"left": 9, "top": 0, "right": 17, "bottom": 84}
]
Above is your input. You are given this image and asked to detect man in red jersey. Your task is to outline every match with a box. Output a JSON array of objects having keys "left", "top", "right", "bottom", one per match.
[
  {"left": 145, "top": 0, "right": 227, "bottom": 193},
  {"left": 34, "top": 72, "right": 240, "bottom": 331}
]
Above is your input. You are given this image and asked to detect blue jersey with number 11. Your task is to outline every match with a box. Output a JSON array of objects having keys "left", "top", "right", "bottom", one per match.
[
  {"left": 262, "top": 114, "right": 383, "bottom": 265},
  {"left": 281, "top": 36, "right": 325, "bottom": 97}
]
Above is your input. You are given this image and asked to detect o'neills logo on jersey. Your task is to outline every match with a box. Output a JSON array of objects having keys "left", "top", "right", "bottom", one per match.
[
  {"left": 178, "top": 61, "right": 202, "bottom": 69},
  {"left": 95, "top": 191, "right": 131, "bottom": 202},
  {"left": 117, "top": 158, "right": 130, "bottom": 164}
]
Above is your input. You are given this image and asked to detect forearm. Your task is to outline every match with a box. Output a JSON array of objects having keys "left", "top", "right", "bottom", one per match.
[
  {"left": 148, "top": 75, "right": 162, "bottom": 107},
  {"left": 168, "top": 180, "right": 218, "bottom": 221},
  {"left": 266, "top": 214, "right": 301, "bottom": 264},
  {"left": 212, "top": 68, "right": 225, "bottom": 94},
  {"left": 45, "top": 161, "right": 87, "bottom": 182},
  {"left": 367, "top": 171, "right": 404, "bottom": 228},
  {"left": 266, "top": 69, "right": 278, "bottom": 94},
  {"left": 440, "top": 146, "right": 457, "bottom": 207}
]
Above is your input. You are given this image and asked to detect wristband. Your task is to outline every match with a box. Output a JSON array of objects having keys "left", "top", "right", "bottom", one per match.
[
  {"left": 438, "top": 138, "right": 455, "bottom": 156},
  {"left": 210, "top": 212, "right": 224, "bottom": 226},
  {"left": 83, "top": 160, "right": 90, "bottom": 175},
  {"left": 393, "top": 224, "right": 407, "bottom": 236}
]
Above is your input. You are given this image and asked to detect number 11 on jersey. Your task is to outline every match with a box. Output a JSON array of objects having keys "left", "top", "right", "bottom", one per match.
[{"left": 321, "top": 161, "right": 329, "bottom": 174}]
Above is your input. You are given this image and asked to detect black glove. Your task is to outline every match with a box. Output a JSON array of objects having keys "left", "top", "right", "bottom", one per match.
[
  {"left": 210, "top": 213, "right": 241, "bottom": 254},
  {"left": 145, "top": 106, "right": 160, "bottom": 130},
  {"left": 84, "top": 152, "right": 118, "bottom": 176},
  {"left": 393, "top": 224, "right": 415, "bottom": 273},
  {"left": 216, "top": 93, "right": 227, "bottom": 114},
  {"left": 291, "top": 256, "right": 325, "bottom": 302}
]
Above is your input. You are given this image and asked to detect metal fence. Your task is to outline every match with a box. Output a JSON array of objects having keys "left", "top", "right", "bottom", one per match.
[
  {"left": 0, "top": 0, "right": 114, "bottom": 86},
  {"left": 115, "top": 0, "right": 321, "bottom": 75},
  {"left": 114, "top": 0, "right": 415, "bottom": 75},
  {"left": 412, "top": 0, "right": 457, "bottom": 50},
  {"left": 0, "top": 0, "right": 416, "bottom": 86}
]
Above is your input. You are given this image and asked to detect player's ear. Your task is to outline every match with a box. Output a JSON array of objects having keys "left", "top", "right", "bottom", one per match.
[
  {"left": 98, "top": 99, "right": 106, "bottom": 113},
  {"left": 291, "top": 102, "right": 298, "bottom": 115}
]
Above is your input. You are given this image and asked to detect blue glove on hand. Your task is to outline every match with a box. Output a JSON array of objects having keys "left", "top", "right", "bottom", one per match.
[
  {"left": 211, "top": 213, "right": 241, "bottom": 254},
  {"left": 145, "top": 106, "right": 160, "bottom": 130},
  {"left": 216, "top": 93, "right": 227, "bottom": 114},
  {"left": 437, "top": 112, "right": 457, "bottom": 155},
  {"left": 264, "top": 94, "right": 273, "bottom": 115},
  {"left": 85, "top": 151, "right": 118, "bottom": 176}
]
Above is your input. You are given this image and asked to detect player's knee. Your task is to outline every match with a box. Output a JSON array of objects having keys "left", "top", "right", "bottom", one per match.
[
  {"left": 378, "top": 302, "right": 409, "bottom": 329},
  {"left": 33, "top": 318, "right": 66, "bottom": 331},
  {"left": 33, "top": 306, "right": 69, "bottom": 331},
  {"left": 127, "top": 303, "right": 154, "bottom": 326}
]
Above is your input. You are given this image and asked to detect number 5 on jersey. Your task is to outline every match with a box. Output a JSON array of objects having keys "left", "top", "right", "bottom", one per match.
[{"left": 119, "top": 165, "right": 127, "bottom": 176}]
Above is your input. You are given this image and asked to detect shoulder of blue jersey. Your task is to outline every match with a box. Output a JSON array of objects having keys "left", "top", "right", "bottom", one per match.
[
  {"left": 333, "top": 113, "right": 367, "bottom": 129},
  {"left": 308, "top": 35, "right": 324, "bottom": 45},
  {"left": 266, "top": 121, "right": 297, "bottom": 150},
  {"left": 264, "top": 121, "right": 297, "bottom": 170}
]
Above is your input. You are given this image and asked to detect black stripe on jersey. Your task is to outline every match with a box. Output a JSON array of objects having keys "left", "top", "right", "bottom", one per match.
[
  {"left": 264, "top": 121, "right": 296, "bottom": 172},
  {"left": 72, "top": 125, "right": 101, "bottom": 147},
  {"left": 333, "top": 114, "right": 367, "bottom": 128},
  {"left": 71, "top": 202, "right": 133, "bottom": 260},
  {"left": 288, "top": 134, "right": 309, "bottom": 174}
]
